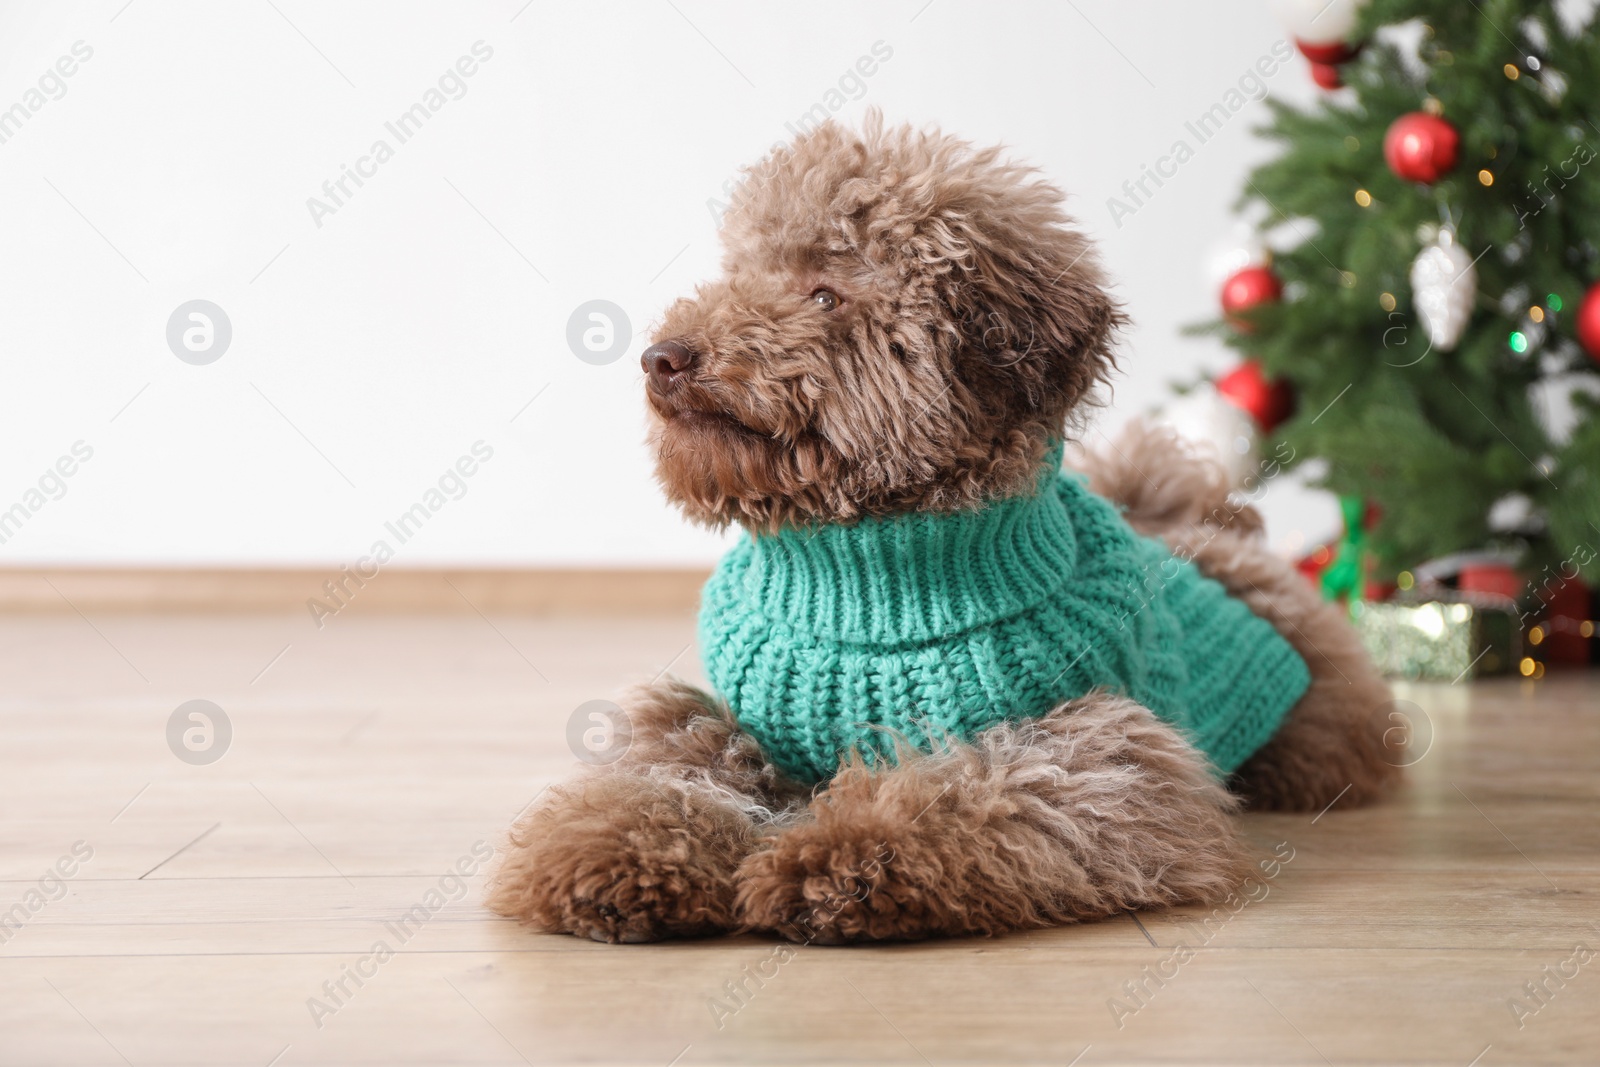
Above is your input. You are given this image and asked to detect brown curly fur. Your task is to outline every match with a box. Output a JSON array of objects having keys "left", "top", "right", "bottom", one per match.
[
  {"left": 485, "top": 680, "right": 807, "bottom": 942},
  {"left": 1073, "top": 416, "right": 1265, "bottom": 540},
  {"left": 736, "top": 693, "right": 1255, "bottom": 943},
  {"left": 493, "top": 114, "right": 1397, "bottom": 944},
  {"left": 646, "top": 111, "right": 1124, "bottom": 531}
]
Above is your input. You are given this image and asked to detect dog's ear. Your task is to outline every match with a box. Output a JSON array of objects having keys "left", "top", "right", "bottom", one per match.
[{"left": 935, "top": 169, "right": 1125, "bottom": 425}]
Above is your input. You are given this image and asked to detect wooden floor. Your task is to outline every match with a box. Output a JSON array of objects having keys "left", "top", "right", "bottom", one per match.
[{"left": 1, "top": 610, "right": 1596, "bottom": 1066}]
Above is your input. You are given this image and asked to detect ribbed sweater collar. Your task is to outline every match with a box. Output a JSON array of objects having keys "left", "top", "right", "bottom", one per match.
[{"left": 735, "top": 444, "right": 1077, "bottom": 647}]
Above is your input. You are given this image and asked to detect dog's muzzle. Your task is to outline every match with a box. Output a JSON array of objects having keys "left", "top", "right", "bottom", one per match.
[{"left": 642, "top": 339, "right": 696, "bottom": 393}]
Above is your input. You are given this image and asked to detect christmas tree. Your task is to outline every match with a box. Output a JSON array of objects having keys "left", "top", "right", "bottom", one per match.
[{"left": 1205, "top": 0, "right": 1600, "bottom": 587}]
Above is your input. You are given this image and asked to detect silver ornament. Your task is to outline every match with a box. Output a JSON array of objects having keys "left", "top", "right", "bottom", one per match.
[
  {"left": 1155, "top": 384, "right": 1258, "bottom": 488},
  {"left": 1409, "top": 226, "right": 1476, "bottom": 351}
]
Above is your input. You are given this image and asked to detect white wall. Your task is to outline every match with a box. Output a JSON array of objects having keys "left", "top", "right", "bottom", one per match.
[{"left": 0, "top": 0, "right": 1339, "bottom": 567}]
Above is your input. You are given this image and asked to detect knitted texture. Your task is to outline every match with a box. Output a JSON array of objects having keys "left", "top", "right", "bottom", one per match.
[{"left": 697, "top": 447, "right": 1311, "bottom": 785}]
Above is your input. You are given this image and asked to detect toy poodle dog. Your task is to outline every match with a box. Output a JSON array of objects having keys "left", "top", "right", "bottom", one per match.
[{"left": 488, "top": 113, "right": 1399, "bottom": 944}]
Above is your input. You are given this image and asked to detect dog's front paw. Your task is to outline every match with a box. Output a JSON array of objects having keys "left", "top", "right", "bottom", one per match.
[
  {"left": 734, "top": 761, "right": 1009, "bottom": 943},
  {"left": 736, "top": 821, "right": 923, "bottom": 944},
  {"left": 487, "top": 775, "right": 753, "bottom": 943}
]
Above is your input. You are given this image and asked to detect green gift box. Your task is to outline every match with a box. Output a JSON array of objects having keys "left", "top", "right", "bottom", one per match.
[{"left": 1351, "top": 598, "right": 1521, "bottom": 681}]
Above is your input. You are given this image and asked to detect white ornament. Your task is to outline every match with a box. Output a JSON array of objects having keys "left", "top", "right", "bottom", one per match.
[
  {"left": 1409, "top": 226, "right": 1476, "bottom": 352},
  {"left": 1487, "top": 493, "right": 1534, "bottom": 534},
  {"left": 1270, "top": 0, "right": 1366, "bottom": 44},
  {"left": 1155, "top": 384, "right": 1258, "bottom": 487}
]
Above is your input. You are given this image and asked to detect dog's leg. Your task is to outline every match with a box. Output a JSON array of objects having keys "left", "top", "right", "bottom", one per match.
[
  {"left": 487, "top": 678, "right": 801, "bottom": 943},
  {"left": 1170, "top": 526, "right": 1401, "bottom": 812},
  {"left": 735, "top": 693, "right": 1256, "bottom": 943}
]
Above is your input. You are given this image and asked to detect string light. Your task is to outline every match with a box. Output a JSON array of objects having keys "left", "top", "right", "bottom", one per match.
[
  {"left": 1355, "top": 189, "right": 1373, "bottom": 206},
  {"left": 1379, "top": 292, "right": 1396, "bottom": 312},
  {"left": 1529, "top": 625, "right": 1545, "bottom": 645},
  {"left": 1504, "top": 63, "right": 1520, "bottom": 79},
  {"left": 1529, "top": 306, "right": 1545, "bottom": 323},
  {"left": 1344, "top": 136, "right": 1360, "bottom": 151},
  {"left": 1509, "top": 331, "right": 1529, "bottom": 352},
  {"left": 1548, "top": 293, "right": 1564, "bottom": 312},
  {"left": 1519, "top": 657, "right": 1537, "bottom": 676},
  {"left": 1396, "top": 571, "right": 1414, "bottom": 590},
  {"left": 1478, "top": 169, "right": 1494, "bottom": 185}
]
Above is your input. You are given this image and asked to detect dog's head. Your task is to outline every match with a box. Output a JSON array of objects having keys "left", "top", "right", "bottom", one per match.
[{"left": 644, "top": 114, "right": 1124, "bottom": 531}]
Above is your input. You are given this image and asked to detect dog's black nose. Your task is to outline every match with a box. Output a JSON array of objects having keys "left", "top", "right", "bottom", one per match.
[{"left": 642, "top": 339, "right": 695, "bottom": 389}]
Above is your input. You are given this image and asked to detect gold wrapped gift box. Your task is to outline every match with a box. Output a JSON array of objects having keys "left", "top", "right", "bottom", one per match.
[{"left": 1351, "top": 598, "right": 1522, "bottom": 681}]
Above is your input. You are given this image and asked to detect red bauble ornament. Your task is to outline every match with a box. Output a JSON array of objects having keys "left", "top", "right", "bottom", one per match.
[
  {"left": 1220, "top": 265, "right": 1283, "bottom": 332},
  {"left": 1216, "top": 360, "right": 1296, "bottom": 433},
  {"left": 1576, "top": 281, "right": 1600, "bottom": 361},
  {"left": 1384, "top": 112, "right": 1460, "bottom": 184},
  {"left": 1296, "top": 39, "right": 1362, "bottom": 89}
]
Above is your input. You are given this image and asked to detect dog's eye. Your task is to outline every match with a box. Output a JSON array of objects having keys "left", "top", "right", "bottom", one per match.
[{"left": 810, "top": 288, "right": 841, "bottom": 312}]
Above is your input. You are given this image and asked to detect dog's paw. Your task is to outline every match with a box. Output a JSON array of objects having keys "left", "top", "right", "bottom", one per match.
[
  {"left": 735, "top": 824, "right": 919, "bottom": 944},
  {"left": 487, "top": 775, "right": 752, "bottom": 943},
  {"left": 732, "top": 774, "right": 1008, "bottom": 945}
]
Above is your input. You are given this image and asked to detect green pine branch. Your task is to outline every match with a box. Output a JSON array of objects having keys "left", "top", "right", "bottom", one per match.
[{"left": 1206, "top": 0, "right": 1600, "bottom": 580}]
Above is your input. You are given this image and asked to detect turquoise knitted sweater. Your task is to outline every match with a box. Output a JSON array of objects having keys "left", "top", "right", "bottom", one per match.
[{"left": 697, "top": 447, "right": 1310, "bottom": 785}]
